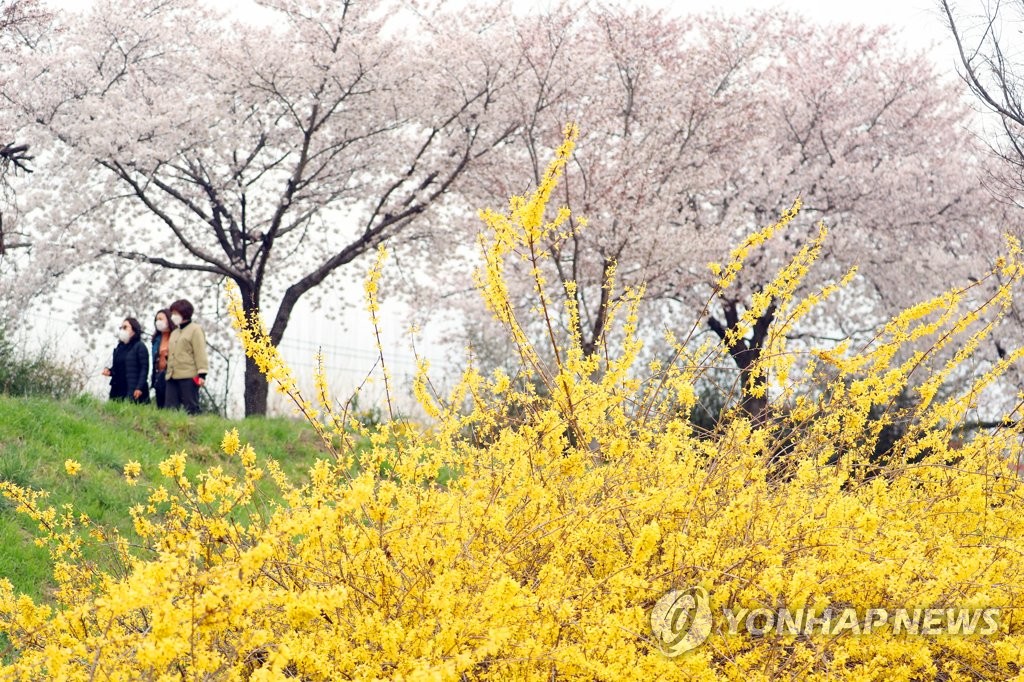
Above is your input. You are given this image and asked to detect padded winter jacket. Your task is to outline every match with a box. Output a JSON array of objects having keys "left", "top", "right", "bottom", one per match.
[
  {"left": 166, "top": 321, "right": 209, "bottom": 380},
  {"left": 110, "top": 338, "right": 149, "bottom": 400}
]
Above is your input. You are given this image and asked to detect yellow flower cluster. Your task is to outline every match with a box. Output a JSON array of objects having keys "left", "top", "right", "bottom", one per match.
[{"left": 2, "top": 128, "right": 1024, "bottom": 680}]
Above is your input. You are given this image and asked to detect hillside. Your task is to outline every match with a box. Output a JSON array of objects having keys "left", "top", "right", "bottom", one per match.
[{"left": 0, "top": 394, "right": 329, "bottom": 600}]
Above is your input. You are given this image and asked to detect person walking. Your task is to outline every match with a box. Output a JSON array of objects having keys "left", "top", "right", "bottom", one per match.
[
  {"left": 101, "top": 317, "right": 150, "bottom": 404},
  {"left": 150, "top": 308, "right": 175, "bottom": 408},
  {"left": 165, "top": 299, "right": 208, "bottom": 415}
]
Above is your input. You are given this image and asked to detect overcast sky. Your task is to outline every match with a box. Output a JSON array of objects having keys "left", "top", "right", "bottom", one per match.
[
  {"left": 677, "top": 0, "right": 940, "bottom": 26},
  {"left": 51, "top": 0, "right": 960, "bottom": 59},
  {"left": 661, "top": 0, "right": 956, "bottom": 63}
]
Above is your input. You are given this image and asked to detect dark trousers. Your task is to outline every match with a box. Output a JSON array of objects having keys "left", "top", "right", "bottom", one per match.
[
  {"left": 153, "top": 371, "right": 167, "bottom": 408},
  {"left": 166, "top": 378, "right": 201, "bottom": 415}
]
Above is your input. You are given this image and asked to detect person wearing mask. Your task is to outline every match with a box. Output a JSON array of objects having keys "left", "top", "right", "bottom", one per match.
[
  {"left": 165, "top": 299, "right": 208, "bottom": 415},
  {"left": 150, "top": 308, "right": 175, "bottom": 408},
  {"left": 101, "top": 317, "right": 150, "bottom": 404}
]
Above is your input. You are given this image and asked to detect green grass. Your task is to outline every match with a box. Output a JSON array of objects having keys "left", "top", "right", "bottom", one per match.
[{"left": 0, "top": 394, "right": 332, "bottom": 601}]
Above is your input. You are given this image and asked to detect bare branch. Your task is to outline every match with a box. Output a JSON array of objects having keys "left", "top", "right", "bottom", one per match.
[{"left": 0, "top": 142, "right": 32, "bottom": 174}]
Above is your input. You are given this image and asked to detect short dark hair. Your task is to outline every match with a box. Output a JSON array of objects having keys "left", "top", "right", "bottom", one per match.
[
  {"left": 124, "top": 317, "right": 143, "bottom": 339},
  {"left": 154, "top": 308, "right": 176, "bottom": 334},
  {"left": 169, "top": 299, "right": 194, "bottom": 321}
]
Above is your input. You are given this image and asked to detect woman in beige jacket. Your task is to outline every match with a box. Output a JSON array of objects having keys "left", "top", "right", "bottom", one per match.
[{"left": 165, "top": 298, "right": 209, "bottom": 415}]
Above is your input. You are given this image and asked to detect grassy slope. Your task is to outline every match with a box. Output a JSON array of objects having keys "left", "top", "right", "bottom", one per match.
[{"left": 0, "top": 394, "right": 330, "bottom": 601}]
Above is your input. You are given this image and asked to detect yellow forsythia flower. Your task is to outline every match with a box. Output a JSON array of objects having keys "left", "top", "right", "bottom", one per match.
[
  {"left": 221, "top": 429, "right": 241, "bottom": 456},
  {"left": 123, "top": 460, "right": 142, "bottom": 485},
  {"left": 2, "top": 126, "right": 1024, "bottom": 682}
]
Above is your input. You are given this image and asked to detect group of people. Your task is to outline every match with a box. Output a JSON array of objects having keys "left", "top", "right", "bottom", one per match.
[{"left": 102, "top": 299, "right": 208, "bottom": 415}]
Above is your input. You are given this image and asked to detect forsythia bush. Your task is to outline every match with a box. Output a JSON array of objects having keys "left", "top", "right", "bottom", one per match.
[{"left": 3, "top": 127, "right": 1024, "bottom": 680}]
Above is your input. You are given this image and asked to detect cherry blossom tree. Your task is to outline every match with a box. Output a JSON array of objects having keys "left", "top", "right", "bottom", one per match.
[
  {"left": 6, "top": 1, "right": 1015, "bottom": 418},
  {"left": 0, "top": 0, "right": 47, "bottom": 253},
  {"left": 6, "top": 0, "right": 523, "bottom": 415},
  {"left": 0, "top": 0, "right": 42, "bottom": 163},
  {"left": 0, "top": 0, "right": 55, "bottom": 329},
  {"left": 442, "top": 7, "right": 1013, "bottom": 418}
]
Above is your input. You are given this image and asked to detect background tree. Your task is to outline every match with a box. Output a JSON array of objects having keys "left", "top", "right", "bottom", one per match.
[
  {"left": 0, "top": 0, "right": 43, "bottom": 180},
  {"left": 0, "top": 0, "right": 51, "bottom": 326},
  {"left": 6, "top": 1, "right": 1016, "bottom": 417},
  {"left": 942, "top": 0, "right": 1024, "bottom": 199},
  {"left": 941, "top": 0, "right": 1024, "bottom": 412},
  {"left": 442, "top": 7, "right": 1013, "bottom": 418},
  {"left": 4, "top": 0, "right": 523, "bottom": 415}
]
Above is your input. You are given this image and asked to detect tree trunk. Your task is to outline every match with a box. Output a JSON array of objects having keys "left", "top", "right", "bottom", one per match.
[
  {"left": 738, "top": 362, "right": 768, "bottom": 421},
  {"left": 244, "top": 354, "right": 269, "bottom": 417},
  {"left": 236, "top": 279, "right": 272, "bottom": 417},
  {"left": 707, "top": 299, "right": 777, "bottom": 423}
]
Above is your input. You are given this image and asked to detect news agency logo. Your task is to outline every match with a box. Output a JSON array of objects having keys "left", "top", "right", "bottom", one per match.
[
  {"left": 650, "top": 586, "right": 1000, "bottom": 657},
  {"left": 650, "top": 587, "right": 713, "bottom": 656}
]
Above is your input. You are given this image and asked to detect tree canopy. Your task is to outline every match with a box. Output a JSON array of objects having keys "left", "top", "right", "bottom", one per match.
[{"left": 1, "top": 1, "right": 1015, "bottom": 415}]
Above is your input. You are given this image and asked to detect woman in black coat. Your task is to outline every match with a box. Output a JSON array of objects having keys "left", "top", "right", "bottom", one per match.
[{"left": 102, "top": 317, "right": 150, "bottom": 403}]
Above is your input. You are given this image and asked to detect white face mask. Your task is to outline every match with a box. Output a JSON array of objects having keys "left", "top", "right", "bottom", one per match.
[
  {"left": 170, "top": 313, "right": 184, "bottom": 326},
  {"left": 117, "top": 328, "right": 132, "bottom": 344},
  {"left": 155, "top": 319, "right": 168, "bottom": 333}
]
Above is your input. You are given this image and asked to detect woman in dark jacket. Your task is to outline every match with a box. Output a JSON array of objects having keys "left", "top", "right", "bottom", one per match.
[{"left": 102, "top": 317, "right": 150, "bottom": 403}]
